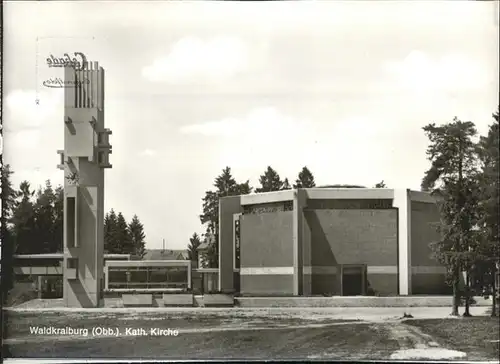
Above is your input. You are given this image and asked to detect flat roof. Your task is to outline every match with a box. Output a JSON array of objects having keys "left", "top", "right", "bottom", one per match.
[
  {"left": 13, "top": 254, "right": 64, "bottom": 259},
  {"left": 14, "top": 253, "right": 131, "bottom": 259},
  {"left": 222, "top": 188, "right": 438, "bottom": 205},
  {"left": 194, "top": 268, "right": 219, "bottom": 273},
  {"left": 103, "top": 254, "right": 132, "bottom": 259},
  {"left": 106, "top": 260, "right": 191, "bottom": 267}
]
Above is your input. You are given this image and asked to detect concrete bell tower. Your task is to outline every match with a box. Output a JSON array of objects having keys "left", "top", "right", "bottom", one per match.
[{"left": 57, "top": 61, "right": 112, "bottom": 307}]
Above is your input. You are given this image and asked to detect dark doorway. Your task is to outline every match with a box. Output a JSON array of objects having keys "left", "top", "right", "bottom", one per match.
[
  {"left": 41, "top": 276, "right": 63, "bottom": 298},
  {"left": 341, "top": 265, "right": 366, "bottom": 296}
]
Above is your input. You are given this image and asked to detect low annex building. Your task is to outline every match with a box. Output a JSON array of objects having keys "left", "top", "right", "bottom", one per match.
[{"left": 219, "top": 188, "right": 448, "bottom": 297}]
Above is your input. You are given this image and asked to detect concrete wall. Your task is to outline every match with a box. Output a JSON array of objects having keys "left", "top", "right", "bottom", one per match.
[
  {"left": 410, "top": 201, "right": 449, "bottom": 294},
  {"left": 240, "top": 211, "right": 294, "bottom": 295},
  {"left": 302, "top": 203, "right": 312, "bottom": 295},
  {"left": 64, "top": 163, "right": 104, "bottom": 307},
  {"left": 218, "top": 188, "right": 445, "bottom": 297},
  {"left": 305, "top": 209, "right": 398, "bottom": 295},
  {"left": 62, "top": 63, "right": 109, "bottom": 308}
]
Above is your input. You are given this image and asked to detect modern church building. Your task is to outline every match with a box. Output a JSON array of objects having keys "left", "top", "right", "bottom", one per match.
[
  {"left": 219, "top": 188, "right": 448, "bottom": 297},
  {"left": 12, "top": 188, "right": 449, "bottom": 307},
  {"left": 9, "top": 58, "right": 451, "bottom": 307}
]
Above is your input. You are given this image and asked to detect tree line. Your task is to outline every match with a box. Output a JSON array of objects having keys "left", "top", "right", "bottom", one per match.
[
  {"left": 104, "top": 210, "right": 146, "bottom": 258},
  {"left": 189, "top": 165, "right": 386, "bottom": 267},
  {"left": 1, "top": 169, "right": 147, "bottom": 302}
]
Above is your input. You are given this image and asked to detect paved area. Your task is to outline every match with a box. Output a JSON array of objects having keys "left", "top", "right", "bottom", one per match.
[{"left": 387, "top": 322, "right": 467, "bottom": 360}]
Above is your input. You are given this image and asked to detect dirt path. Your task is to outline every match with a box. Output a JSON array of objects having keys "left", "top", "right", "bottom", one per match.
[{"left": 387, "top": 322, "right": 467, "bottom": 360}]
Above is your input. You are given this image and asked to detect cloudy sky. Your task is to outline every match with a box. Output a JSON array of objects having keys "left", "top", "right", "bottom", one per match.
[{"left": 3, "top": 1, "right": 498, "bottom": 250}]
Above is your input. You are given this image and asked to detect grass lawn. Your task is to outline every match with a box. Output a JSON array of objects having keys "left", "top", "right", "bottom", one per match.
[
  {"left": 4, "top": 324, "right": 399, "bottom": 359},
  {"left": 3, "top": 311, "right": 396, "bottom": 359},
  {"left": 407, "top": 317, "right": 500, "bottom": 360}
]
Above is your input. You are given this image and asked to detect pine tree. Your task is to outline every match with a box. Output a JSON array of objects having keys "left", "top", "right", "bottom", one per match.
[
  {"left": 116, "top": 212, "right": 133, "bottom": 255},
  {"left": 1, "top": 164, "right": 18, "bottom": 221},
  {"left": 476, "top": 108, "right": 499, "bottom": 316},
  {"left": 128, "top": 215, "right": 146, "bottom": 258},
  {"left": 187, "top": 233, "right": 202, "bottom": 262},
  {"left": 256, "top": 166, "right": 285, "bottom": 192},
  {"left": 33, "top": 180, "right": 58, "bottom": 253},
  {"left": 1, "top": 164, "right": 18, "bottom": 303},
  {"left": 104, "top": 209, "right": 118, "bottom": 254},
  {"left": 282, "top": 178, "right": 291, "bottom": 190},
  {"left": 11, "top": 181, "right": 36, "bottom": 254},
  {"left": 422, "top": 118, "right": 481, "bottom": 316},
  {"left": 294, "top": 166, "right": 316, "bottom": 188}
]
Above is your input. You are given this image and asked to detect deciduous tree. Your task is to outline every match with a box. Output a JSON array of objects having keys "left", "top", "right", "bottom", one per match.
[
  {"left": 200, "top": 167, "right": 251, "bottom": 267},
  {"left": 53, "top": 186, "right": 64, "bottom": 252}
]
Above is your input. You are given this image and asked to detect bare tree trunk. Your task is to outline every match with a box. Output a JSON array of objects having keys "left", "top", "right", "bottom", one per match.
[
  {"left": 492, "top": 263, "right": 497, "bottom": 317},
  {"left": 464, "top": 270, "right": 472, "bottom": 317},
  {"left": 454, "top": 142, "right": 464, "bottom": 317},
  {"left": 452, "top": 267, "right": 460, "bottom": 316}
]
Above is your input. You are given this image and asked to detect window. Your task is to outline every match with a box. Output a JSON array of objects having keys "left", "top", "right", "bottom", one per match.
[
  {"left": 66, "top": 197, "right": 76, "bottom": 248},
  {"left": 149, "top": 267, "right": 168, "bottom": 283},
  {"left": 129, "top": 269, "right": 148, "bottom": 283},
  {"left": 67, "top": 258, "right": 78, "bottom": 269},
  {"left": 108, "top": 269, "right": 127, "bottom": 283},
  {"left": 98, "top": 151, "right": 105, "bottom": 164},
  {"left": 97, "top": 132, "right": 109, "bottom": 146},
  {"left": 234, "top": 219, "right": 240, "bottom": 269},
  {"left": 107, "top": 266, "right": 189, "bottom": 290}
]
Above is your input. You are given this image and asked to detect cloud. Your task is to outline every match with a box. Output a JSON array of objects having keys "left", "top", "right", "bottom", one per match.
[
  {"left": 4, "top": 89, "right": 63, "bottom": 167},
  {"left": 3, "top": 88, "right": 65, "bottom": 191},
  {"left": 179, "top": 109, "right": 402, "bottom": 186},
  {"left": 142, "top": 36, "right": 249, "bottom": 83},
  {"left": 383, "top": 51, "right": 490, "bottom": 94},
  {"left": 179, "top": 107, "right": 310, "bottom": 138},
  {"left": 179, "top": 106, "right": 314, "bottom": 178}
]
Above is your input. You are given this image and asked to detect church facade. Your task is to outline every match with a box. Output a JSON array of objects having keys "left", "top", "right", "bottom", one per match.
[{"left": 218, "top": 188, "right": 449, "bottom": 296}]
